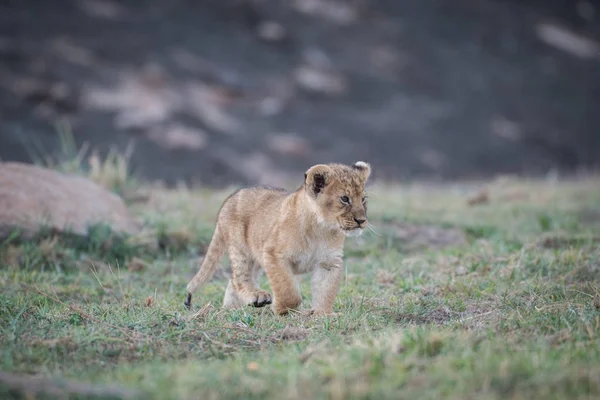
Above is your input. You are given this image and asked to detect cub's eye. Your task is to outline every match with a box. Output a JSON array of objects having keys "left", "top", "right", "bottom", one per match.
[{"left": 340, "top": 196, "right": 350, "bottom": 204}]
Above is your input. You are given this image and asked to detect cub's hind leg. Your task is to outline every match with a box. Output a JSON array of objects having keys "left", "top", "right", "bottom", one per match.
[
  {"left": 229, "top": 250, "right": 272, "bottom": 308},
  {"left": 223, "top": 279, "right": 245, "bottom": 309},
  {"left": 223, "top": 265, "right": 265, "bottom": 308}
]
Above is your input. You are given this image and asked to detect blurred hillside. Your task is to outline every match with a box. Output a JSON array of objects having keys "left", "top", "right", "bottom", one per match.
[{"left": 1, "top": 0, "right": 599, "bottom": 187}]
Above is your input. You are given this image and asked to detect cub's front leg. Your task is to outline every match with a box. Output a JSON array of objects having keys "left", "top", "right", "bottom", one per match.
[
  {"left": 263, "top": 251, "right": 303, "bottom": 315},
  {"left": 310, "top": 258, "right": 343, "bottom": 316}
]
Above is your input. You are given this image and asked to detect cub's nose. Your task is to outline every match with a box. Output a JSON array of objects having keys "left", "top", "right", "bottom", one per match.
[{"left": 354, "top": 217, "right": 366, "bottom": 226}]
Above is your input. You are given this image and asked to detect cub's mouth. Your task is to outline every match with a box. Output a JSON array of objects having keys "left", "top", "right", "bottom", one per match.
[
  {"left": 344, "top": 228, "right": 363, "bottom": 237},
  {"left": 341, "top": 226, "right": 364, "bottom": 237}
]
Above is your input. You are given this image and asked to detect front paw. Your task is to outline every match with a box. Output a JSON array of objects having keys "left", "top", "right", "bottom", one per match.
[
  {"left": 247, "top": 291, "right": 272, "bottom": 308},
  {"left": 271, "top": 295, "right": 302, "bottom": 315}
]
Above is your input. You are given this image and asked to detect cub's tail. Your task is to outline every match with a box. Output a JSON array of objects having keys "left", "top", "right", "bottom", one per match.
[{"left": 184, "top": 225, "right": 226, "bottom": 309}]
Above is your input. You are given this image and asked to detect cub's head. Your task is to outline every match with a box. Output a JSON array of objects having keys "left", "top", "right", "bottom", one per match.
[{"left": 304, "top": 161, "right": 371, "bottom": 236}]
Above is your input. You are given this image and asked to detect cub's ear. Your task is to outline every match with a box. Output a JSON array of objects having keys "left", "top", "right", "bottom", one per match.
[
  {"left": 352, "top": 161, "right": 371, "bottom": 181},
  {"left": 304, "top": 164, "right": 333, "bottom": 197}
]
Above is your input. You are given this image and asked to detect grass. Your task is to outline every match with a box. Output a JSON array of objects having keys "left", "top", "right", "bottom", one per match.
[{"left": 1, "top": 162, "right": 600, "bottom": 399}]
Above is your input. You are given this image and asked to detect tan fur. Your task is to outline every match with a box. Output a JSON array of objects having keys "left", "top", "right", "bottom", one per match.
[{"left": 185, "top": 161, "right": 372, "bottom": 316}]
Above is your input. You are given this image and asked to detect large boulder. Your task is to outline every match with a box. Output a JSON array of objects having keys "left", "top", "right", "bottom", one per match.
[{"left": 0, "top": 162, "right": 141, "bottom": 239}]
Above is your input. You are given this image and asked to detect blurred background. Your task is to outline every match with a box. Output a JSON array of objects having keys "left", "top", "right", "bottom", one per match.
[{"left": 1, "top": 0, "right": 598, "bottom": 188}]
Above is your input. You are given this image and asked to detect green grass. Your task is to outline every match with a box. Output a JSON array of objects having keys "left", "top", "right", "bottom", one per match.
[{"left": 1, "top": 173, "right": 600, "bottom": 399}]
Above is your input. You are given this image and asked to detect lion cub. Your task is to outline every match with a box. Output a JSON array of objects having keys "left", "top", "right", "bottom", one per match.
[{"left": 185, "top": 161, "right": 371, "bottom": 315}]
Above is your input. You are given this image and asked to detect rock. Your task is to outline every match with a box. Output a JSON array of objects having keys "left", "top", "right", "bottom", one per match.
[
  {"left": 0, "top": 162, "right": 141, "bottom": 239},
  {"left": 387, "top": 222, "right": 468, "bottom": 251}
]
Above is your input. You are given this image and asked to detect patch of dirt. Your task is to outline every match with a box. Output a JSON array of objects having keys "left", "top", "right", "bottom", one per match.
[
  {"left": 384, "top": 222, "right": 468, "bottom": 252},
  {"left": 535, "top": 233, "right": 600, "bottom": 249},
  {"left": 278, "top": 326, "right": 310, "bottom": 341},
  {"left": 393, "top": 308, "right": 453, "bottom": 325}
]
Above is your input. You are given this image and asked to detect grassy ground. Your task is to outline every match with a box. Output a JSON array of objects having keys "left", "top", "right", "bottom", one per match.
[{"left": 1, "top": 167, "right": 600, "bottom": 399}]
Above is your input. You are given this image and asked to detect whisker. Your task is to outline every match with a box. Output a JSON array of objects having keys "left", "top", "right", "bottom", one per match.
[{"left": 367, "top": 222, "right": 382, "bottom": 236}]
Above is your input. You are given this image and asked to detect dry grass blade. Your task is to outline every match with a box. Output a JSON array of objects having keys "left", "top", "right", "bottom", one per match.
[{"left": 187, "top": 302, "right": 214, "bottom": 321}]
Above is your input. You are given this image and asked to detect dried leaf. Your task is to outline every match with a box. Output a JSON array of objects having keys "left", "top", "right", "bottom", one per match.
[{"left": 145, "top": 296, "right": 154, "bottom": 307}]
